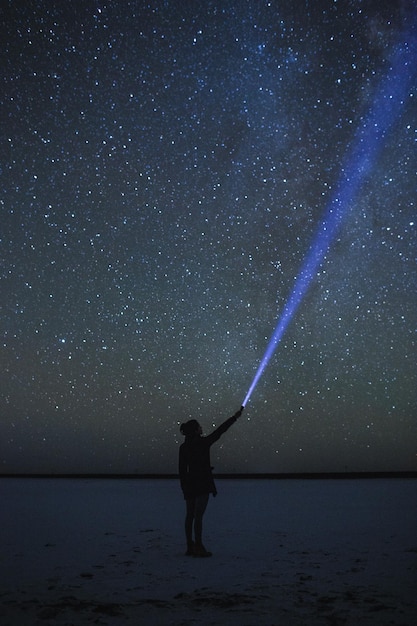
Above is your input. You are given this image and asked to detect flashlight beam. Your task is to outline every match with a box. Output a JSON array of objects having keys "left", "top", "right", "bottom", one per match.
[{"left": 242, "top": 21, "right": 417, "bottom": 408}]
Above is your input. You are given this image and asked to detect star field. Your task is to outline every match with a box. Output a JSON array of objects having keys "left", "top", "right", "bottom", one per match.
[{"left": 1, "top": 0, "right": 416, "bottom": 474}]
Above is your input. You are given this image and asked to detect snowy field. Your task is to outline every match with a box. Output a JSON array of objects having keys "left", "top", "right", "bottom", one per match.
[{"left": 0, "top": 477, "right": 416, "bottom": 625}]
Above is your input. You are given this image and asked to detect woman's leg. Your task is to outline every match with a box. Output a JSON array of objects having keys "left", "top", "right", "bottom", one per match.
[
  {"left": 185, "top": 498, "right": 195, "bottom": 552},
  {"left": 193, "top": 494, "right": 210, "bottom": 555}
]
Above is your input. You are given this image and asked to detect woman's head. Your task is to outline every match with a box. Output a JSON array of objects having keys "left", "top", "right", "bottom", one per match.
[{"left": 180, "top": 419, "right": 201, "bottom": 437}]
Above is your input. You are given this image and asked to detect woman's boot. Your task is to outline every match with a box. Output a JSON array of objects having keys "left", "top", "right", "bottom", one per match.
[{"left": 193, "top": 543, "right": 212, "bottom": 557}]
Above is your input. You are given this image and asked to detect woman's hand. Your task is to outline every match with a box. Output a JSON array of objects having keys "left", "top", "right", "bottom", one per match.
[{"left": 234, "top": 406, "right": 244, "bottom": 419}]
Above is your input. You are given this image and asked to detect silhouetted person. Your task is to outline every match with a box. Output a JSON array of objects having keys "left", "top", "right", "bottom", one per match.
[{"left": 179, "top": 406, "right": 244, "bottom": 557}]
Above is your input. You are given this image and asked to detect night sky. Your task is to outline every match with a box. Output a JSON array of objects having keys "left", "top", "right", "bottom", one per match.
[{"left": 1, "top": 0, "right": 416, "bottom": 474}]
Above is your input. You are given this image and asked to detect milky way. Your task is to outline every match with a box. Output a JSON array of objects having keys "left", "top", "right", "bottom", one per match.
[{"left": 1, "top": 1, "right": 416, "bottom": 474}]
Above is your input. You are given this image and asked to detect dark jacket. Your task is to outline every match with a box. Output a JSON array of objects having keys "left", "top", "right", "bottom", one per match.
[{"left": 179, "top": 415, "right": 238, "bottom": 499}]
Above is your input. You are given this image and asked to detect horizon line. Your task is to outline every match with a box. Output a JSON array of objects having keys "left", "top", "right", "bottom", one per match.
[{"left": 1, "top": 471, "right": 416, "bottom": 480}]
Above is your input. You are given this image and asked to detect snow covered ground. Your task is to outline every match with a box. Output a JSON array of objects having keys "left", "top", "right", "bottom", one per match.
[{"left": 0, "top": 477, "right": 416, "bottom": 625}]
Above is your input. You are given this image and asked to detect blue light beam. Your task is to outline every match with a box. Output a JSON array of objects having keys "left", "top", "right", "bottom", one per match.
[{"left": 242, "top": 22, "right": 417, "bottom": 408}]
